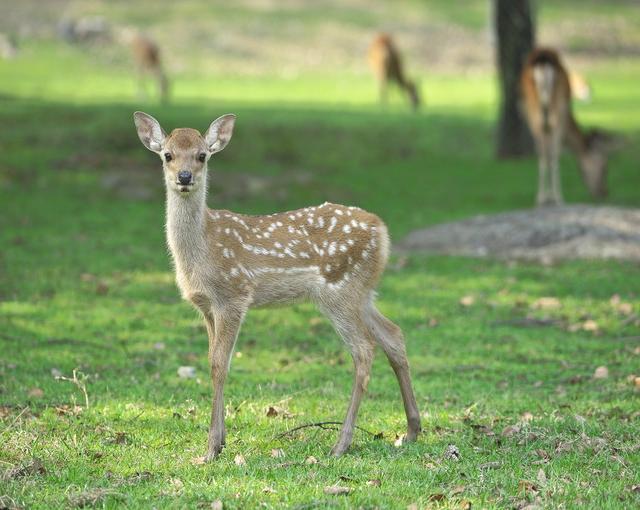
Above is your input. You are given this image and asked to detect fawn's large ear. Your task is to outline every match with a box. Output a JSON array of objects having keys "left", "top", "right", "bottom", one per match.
[
  {"left": 204, "top": 114, "right": 236, "bottom": 154},
  {"left": 133, "top": 111, "right": 167, "bottom": 153}
]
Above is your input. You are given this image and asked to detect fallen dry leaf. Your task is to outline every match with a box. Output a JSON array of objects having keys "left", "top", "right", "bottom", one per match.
[
  {"left": 459, "top": 295, "right": 475, "bottom": 307},
  {"left": 521, "top": 411, "right": 534, "bottom": 423},
  {"left": 518, "top": 480, "right": 538, "bottom": 495},
  {"left": 27, "top": 387, "right": 44, "bottom": 398},
  {"left": 158, "top": 478, "right": 184, "bottom": 497},
  {"left": 304, "top": 456, "right": 318, "bottom": 465},
  {"left": 535, "top": 449, "right": 550, "bottom": 461},
  {"left": 537, "top": 468, "right": 547, "bottom": 486},
  {"left": 323, "top": 486, "right": 350, "bottom": 496},
  {"left": 55, "top": 405, "right": 83, "bottom": 416},
  {"left": 428, "top": 493, "right": 446, "bottom": 502},
  {"left": 617, "top": 302, "right": 633, "bottom": 315},
  {"left": 394, "top": 434, "right": 406, "bottom": 447},
  {"left": 211, "top": 500, "right": 223, "bottom": 510},
  {"left": 593, "top": 366, "right": 609, "bottom": 379},
  {"left": 610, "top": 295, "right": 633, "bottom": 315},
  {"left": 450, "top": 485, "right": 465, "bottom": 496},
  {"left": 234, "top": 454, "right": 246, "bottom": 466},
  {"left": 501, "top": 425, "right": 521, "bottom": 437},
  {"left": 191, "top": 456, "right": 206, "bottom": 466},
  {"left": 555, "top": 440, "right": 572, "bottom": 454},
  {"left": 582, "top": 320, "right": 599, "bottom": 332},
  {"left": 459, "top": 499, "right": 472, "bottom": 510},
  {"left": 262, "top": 487, "right": 276, "bottom": 494},
  {"left": 112, "top": 431, "right": 128, "bottom": 445},
  {"left": 367, "top": 479, "right": 381, "bottom": 487},
  {"left": 270, "top": 448, "right": 285, "bottom": 458},
  {"left": 532, "top": 297, "right": 561, "bottom": 310},
  {"left": 407, "top": 504, "right": 419, "bottom": 510},
  {"left": 177, "top": 366, "right": 196, "bottom": 379},
  {"left": 265, "top": 405, "right": 293, "bottom": 419}
]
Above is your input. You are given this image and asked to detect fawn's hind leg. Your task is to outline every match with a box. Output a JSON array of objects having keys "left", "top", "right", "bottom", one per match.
[
  {"left": 364, "top": 301, "right": 421, "bottom": 442},
  {"left": 322, "top": 303, "right": 376, "bottom": 456}
]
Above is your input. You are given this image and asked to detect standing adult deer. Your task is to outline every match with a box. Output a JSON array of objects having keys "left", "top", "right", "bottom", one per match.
[
  {"left": 133, "top": 112, "right": 421, "bottom": 461},
  {"left": 117, "top": 29, "right": 169, "bottom": 103},
  {"left": 520, "top": 48, "right": 609, "bottom": 206},
  {"left": 368, "top": 33, "right": 420, "bottom": 111}
]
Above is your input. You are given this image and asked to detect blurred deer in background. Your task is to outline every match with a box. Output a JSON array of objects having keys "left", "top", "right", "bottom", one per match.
[
  {"left": 133, "top": 112, "right": 421, "bottom": 461},
  {"left": 117, "top": 28, "right": 169, "bottom": 103},
  {"left": 0, "top": 32, "right": 18, "bottom": 59},
  {"left": 520, "top": 48, "right": 612, "bottom": 206},
  {"left": 368, "top": 33, "right": 420, "bottom": 111}
]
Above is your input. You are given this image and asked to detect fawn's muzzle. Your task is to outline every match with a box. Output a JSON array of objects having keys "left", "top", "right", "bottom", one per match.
[{"left": 178, "top": 171, "right": 192, "bottom": 185}]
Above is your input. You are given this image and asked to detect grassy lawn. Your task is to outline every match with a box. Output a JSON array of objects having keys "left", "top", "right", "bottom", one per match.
[{"left": 1, "top": 2, "right": 640, "bottom": 508}]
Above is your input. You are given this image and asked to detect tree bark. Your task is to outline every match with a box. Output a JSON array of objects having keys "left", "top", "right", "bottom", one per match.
[{"left": 495, "top": 0, "right": 535, "bottom": 158}]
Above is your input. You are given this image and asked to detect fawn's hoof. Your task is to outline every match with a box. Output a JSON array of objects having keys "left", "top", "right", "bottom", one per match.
[
  {"left": 404, "top": 430, "right": 420, "bottom": 443},
  {"left": 203, "top": 445, "right": 224, "bottom": 462},
  {"left": 405, "top": 420, "right": 421, "bottom": 443},
  {"left": 330, "top": 442, "right": 350, "bottom": 457}
]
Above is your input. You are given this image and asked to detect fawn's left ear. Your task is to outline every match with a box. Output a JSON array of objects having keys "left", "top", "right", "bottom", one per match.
[
  {"left": 133, "top": 111, "right": 167, "bottom": 153},
  {"left": 204, "top": 114, "right": 236, "bottom": 154}
]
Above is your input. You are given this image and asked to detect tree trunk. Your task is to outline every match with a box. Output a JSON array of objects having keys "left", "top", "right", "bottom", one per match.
[{"left": 495, "top": 0, "right": 535, "bottom": 158}]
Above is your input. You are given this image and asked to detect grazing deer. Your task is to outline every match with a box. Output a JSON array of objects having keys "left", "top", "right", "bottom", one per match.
[
  {"left": 368, "top": 33, "right": 420, "bottom": 111},
  {"left": 133, "top": 112, "right": 421, "bottom": 461},
  {"left": 520, "top": 48, "right": 609, "bottom": 206},
  {"left": 117, "top": 29, "right": 169, "bottom": 103}
]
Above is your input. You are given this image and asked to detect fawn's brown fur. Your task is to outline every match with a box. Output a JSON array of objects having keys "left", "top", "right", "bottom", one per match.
[{"left": 133, "top": 112, "right": 421, "bottom": 461}]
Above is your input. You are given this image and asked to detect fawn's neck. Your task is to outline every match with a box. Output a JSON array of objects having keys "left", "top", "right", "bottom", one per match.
[{"left": 165, "top": 178, "right": 209, "bottom": 271}]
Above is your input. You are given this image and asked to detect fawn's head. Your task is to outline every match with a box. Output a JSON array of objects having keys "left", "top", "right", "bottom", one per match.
[
  {"left": 406, "top": 80, "right": 420, "bottom": 111},
  {"left": 579, "top": 129, "right": 623, "bottom": 199},
  {"left": 133, "top": 111, "right": 236, "bottom": 195}
]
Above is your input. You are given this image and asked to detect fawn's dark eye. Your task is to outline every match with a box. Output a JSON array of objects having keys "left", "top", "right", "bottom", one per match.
[
  {"left": 198, "top": 153, "right": 206, "bottom": 163},
  {"left": 164, "top": 153, "right": 172, "bottom": 162}
]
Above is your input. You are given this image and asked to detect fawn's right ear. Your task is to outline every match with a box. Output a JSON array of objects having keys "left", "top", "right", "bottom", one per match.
[{"left": 133, "top": 111, "right": 167, "bottom": 153}]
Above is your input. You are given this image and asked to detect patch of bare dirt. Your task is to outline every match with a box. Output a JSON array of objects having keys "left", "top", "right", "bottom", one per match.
[{"left": 396, "top": 205, "right": 640, "bottom": 263}]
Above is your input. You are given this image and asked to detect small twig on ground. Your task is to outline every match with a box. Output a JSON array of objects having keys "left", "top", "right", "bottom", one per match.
[
  {"left": 275, "top": 421, "right": 377, "bottom": 440},
  {"left": 492, "top": 317, "right": 561, "bottom": 328},
  {"left": 55, "top": 369, "right": 90, "bottom": 409}
]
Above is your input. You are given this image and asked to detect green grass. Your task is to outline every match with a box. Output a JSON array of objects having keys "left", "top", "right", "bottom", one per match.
[{"left": 1, "top": 4, "right": 640, "bottom": 508}]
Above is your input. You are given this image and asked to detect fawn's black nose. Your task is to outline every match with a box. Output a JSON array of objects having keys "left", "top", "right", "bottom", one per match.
[{"left": 178, "top": 170, "right": 192, "bottom": 185}]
